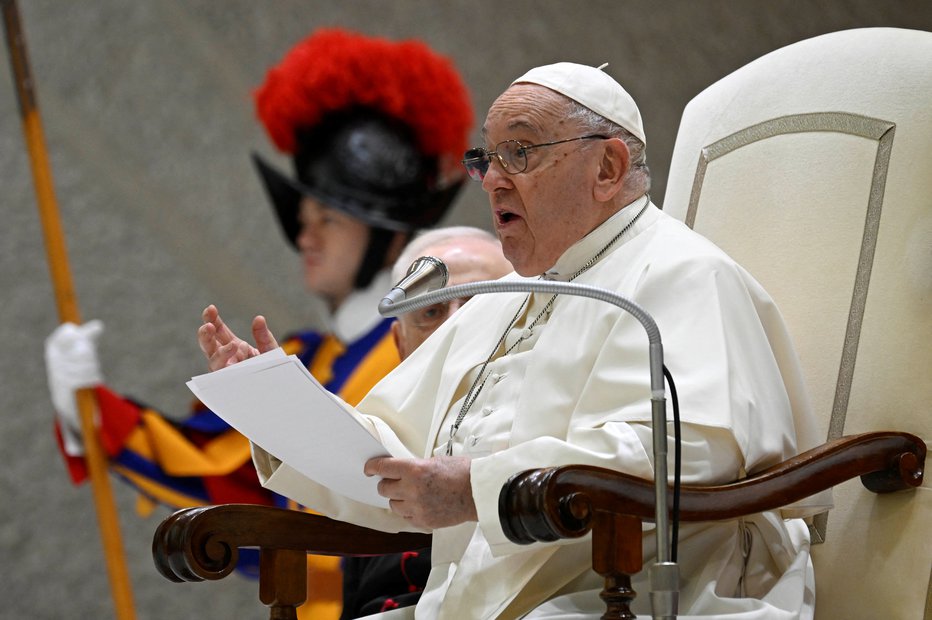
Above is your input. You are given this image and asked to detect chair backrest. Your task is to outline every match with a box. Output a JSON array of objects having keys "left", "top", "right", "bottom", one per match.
[{"left": 661, "top": 27, "right": 931, "bottom": 619}]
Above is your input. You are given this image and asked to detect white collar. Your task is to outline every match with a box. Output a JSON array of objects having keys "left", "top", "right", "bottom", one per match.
[
  {"left": 543, "top": 194, "right": 653, "bottom": 281},
  {"left": 330, "top": 269, "right": 393, "bottom": 343}
]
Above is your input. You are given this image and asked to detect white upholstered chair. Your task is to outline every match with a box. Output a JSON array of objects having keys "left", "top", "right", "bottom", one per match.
[{"left": 662, "top": 27, "right": 932, "bottom": 619}]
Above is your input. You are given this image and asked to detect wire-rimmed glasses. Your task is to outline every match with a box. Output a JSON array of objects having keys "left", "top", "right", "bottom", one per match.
[{"left": 461, "top": 134, "right": 607, "bottom": 181}]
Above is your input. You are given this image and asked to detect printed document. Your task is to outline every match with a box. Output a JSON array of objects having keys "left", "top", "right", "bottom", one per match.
[{"left": 187, "top": 348, "right": 396, "bottom": 507}]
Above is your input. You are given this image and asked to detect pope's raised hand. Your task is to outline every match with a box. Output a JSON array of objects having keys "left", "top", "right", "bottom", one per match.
[{"left": 197, "top": 304, "right": 279, "bottom": 371}]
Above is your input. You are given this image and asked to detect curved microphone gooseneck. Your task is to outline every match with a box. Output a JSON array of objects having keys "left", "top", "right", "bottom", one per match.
[{"left": 379, "top": 257, "right": 681, "bottom": 620}]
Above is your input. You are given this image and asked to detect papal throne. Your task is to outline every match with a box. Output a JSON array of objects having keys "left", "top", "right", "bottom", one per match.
[
  {"left": 153, "top": 28, "right": 929, "bottom": 619},
  {"left": 660, "top": 26, "right": 932, "bottom": 618}
]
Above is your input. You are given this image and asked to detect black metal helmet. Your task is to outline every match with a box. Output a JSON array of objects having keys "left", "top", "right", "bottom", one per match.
[
  {"left": 253, "top": 108, "right": 464, "bottom": 247},
  {"left": 252, "top": 29, "right": 473, "bottom": 288}
]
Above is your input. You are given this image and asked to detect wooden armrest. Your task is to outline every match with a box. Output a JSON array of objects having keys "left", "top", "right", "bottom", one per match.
[
  {"left": 498, "top": 431, "right": 924, "bottom": 619},
  {"left": 153, "top": 504, "right": 431, "bottom": 584},
  {"left": 153, "top": 504, "right": 431, "bottom": 619},
  {"left": 500, "top": 431, "right": 925, "bottom": 545}
]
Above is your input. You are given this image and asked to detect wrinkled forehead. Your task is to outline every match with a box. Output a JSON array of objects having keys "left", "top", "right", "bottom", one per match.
[{"left": 482, "top": 84, "right": 575, "bottom": 140}]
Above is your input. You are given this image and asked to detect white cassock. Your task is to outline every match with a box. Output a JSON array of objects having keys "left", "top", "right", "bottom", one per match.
[{"left": 253, "top": 196, "right": 828, "bottom": 619}]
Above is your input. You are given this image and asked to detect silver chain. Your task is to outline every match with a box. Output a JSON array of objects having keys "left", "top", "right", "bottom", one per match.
[{"left": 444, "top": 197, "right": 650, "bottom": 455}]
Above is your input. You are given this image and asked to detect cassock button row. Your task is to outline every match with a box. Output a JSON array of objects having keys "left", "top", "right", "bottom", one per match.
[
  {"left": 521, "top": 328, "right": 533, "bottom": 340},
  {"left": 490, "top": 373, "right": 503, "bottom": 383},
  {"left": 481, "top": 406, "right": 493, "bottom": 417}
]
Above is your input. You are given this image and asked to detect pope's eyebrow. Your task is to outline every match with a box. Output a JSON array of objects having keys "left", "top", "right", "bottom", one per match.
[
  {"left": 480, "top": 119, "right": 539, "bottom": 142},
  {"left": 507, "top": 119, "right": 537, "bottom": 132}
]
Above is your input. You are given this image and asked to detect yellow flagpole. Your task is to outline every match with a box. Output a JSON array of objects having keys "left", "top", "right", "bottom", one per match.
[{"left": 2, "top": 2, "right": 137, "bottom": 618}]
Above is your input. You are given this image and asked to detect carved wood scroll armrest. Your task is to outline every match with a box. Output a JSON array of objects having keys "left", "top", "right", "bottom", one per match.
[
  {"left": 153, "top": 503, "right": 431, "bottom": 584},
  {"left": 499, "top": 431, "right": 925, "bottom": 545},
  {"left": 498, "top": 432, "right": 924, "bottom": 620}
]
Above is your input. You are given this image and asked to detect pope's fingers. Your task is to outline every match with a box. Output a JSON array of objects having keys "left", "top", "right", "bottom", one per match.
[
  {"left": 236, "top": 341, "right": 258, "bottom": 362},
  {"left": 388, "top": 499, "right": 414, "bottom": 520},
  {"left": 201, "top": 305, "right": 221, "bottom": 333},
  {"left": 376, "top": 476, "right": 404, "bottom": 500},
  {"left": 203, "top": 305, "right": 238, "bottom": 346},
  {"left": 252, "top": 315, "right": 279, "bottom": 353},
  {"left": 364, "top": 456, "right": 399, "bottom": 479},
  {"left": 208, "top": 340, "right": 240, "bottom": 372},
  {"left": 201, "top": 304, "right": 217, "bottom": 323},
  {"left": 197, "top": 323, "right": 218, "bottom": 357}
]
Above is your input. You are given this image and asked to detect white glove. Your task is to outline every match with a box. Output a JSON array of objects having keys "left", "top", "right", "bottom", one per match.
[{"left": 44, "top": 320, "right": 105, "bottom": 456}]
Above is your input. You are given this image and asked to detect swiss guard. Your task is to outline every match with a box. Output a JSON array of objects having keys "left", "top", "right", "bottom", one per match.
[{"left": 44, "top": 28, "right": 473, "bottom": 620}]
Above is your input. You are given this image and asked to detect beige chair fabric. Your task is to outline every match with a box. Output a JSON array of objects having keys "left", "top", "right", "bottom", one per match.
[{"left": 661, "top": 27, "right": 931, "bottom": 620}]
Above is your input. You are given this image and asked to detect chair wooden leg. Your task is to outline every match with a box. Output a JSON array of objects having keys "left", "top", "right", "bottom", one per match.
[
  {"left": 259, "top": 548, "right": 308, "bottom": 620},
  {"left": 592, "top": 512, "right": 642, "bottom": 620}
]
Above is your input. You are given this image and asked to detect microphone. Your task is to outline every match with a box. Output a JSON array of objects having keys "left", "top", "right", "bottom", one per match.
[
  {"left": 378, "top": 257, "right": 680, "bottom": 619},
  {"left": 379, "top": 256, "right": 448, "bottom": 311}
]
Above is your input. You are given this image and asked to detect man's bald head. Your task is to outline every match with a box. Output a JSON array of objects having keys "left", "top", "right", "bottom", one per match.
[{"left": 391, "top": 227, "right": 513, "bottom": 360}]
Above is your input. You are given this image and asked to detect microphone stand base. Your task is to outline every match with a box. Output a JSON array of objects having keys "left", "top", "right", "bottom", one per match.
[{"left": 649, "top": 561, "right": 679, "bottom": 620}]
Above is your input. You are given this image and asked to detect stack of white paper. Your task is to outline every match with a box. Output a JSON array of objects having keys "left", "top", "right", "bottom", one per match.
[{"left": 187, "top": 348, "right": 393, "bottom": 507}]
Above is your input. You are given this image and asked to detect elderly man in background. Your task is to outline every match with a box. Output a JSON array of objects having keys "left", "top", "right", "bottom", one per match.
[
  {"left": 388, "top": 226, "right": 514, "bottom": 361},
  {"left": 201, "top": 62, "right": 822, "bottom": 619},
  {"left": 341, "top": 225, "right": 512, "bottom": 619}
]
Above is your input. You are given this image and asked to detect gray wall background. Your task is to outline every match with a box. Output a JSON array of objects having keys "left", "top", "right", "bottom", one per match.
[{"left": 1, "top": 2, "right": 930, "bottom": 618}]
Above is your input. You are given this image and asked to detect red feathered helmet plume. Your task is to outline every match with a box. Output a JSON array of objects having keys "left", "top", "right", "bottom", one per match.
[{"left": 250, "top": 29, "right": 474, "bottom": 288}]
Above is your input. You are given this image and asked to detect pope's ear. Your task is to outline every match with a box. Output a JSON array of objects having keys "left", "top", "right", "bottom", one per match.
[{"left": 593, "top": 138, "right": 630, "bottom": 202}]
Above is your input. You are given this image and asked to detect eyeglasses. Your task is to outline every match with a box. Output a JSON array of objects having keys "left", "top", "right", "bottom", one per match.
[{"left": 461, "top": 134, "right": 607, "bottom": 181}]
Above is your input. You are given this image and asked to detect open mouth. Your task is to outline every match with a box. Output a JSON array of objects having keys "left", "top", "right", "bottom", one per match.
[{"left": 496, "top": 209, "right": 519, "bottom": 225}]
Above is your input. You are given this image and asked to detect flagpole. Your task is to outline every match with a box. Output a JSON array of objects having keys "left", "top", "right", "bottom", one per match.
[{"left": 2, "top": 2, "right": 137, "bottom": 618}]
